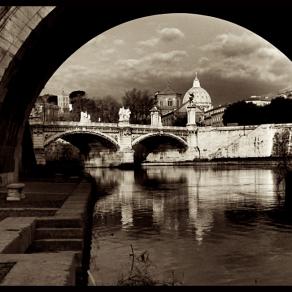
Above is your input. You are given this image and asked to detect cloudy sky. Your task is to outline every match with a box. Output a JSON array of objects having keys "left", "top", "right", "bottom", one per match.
[{"left": 42, "top": 13, "right": 292, "bottom": 106}]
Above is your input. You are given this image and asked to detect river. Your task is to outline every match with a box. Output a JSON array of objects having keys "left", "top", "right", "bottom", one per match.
[{"left": 87, "top": 165, "right": 292, "bottom": 285}]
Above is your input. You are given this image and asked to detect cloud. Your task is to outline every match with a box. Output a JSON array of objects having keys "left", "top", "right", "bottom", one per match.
[
  {"left": 201, "top": 33, "right": 263, "bottom": 57},
  {"left": 198, "top": 32, "right": 292, "bottom": 91},
  {"left": 116, "top": 50, "right": 188, "bottom": 69},
  {"left": 138, "top": 38, "right": 159, "bottom": 47},
  {"left": 157, "top": 27, "right": 185, "bottom": 42},
  {"left": 44, "top": 29, "right": 292, "bottom": 106},
  {"left": 137, "top": 27, "right": 185, "bottom": 48},
  {"left": 86, "top": 35, "right": 106, "bottom": 46},
  {"left": 116, "top": 58, "right": 140, "bottom": 67},
  {"left": 102, "top": 48, "right": 116, "bottom": 55},
  {"left": 45, "top": 50, "right": 188, "bottom": 96},
  {"left": 113, "top": 39, "right": 125, "bottom": 45}
]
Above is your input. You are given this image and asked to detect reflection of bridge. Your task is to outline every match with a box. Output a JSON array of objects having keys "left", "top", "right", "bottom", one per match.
[{"left": 30, "top": 120, "right": 198, "bottom": 166}]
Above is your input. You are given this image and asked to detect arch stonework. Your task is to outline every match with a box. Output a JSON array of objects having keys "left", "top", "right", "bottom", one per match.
[
  {"left": 44, "top": 129, "right": 120, "bottom": 150},
  {"left": 132, "top": 132, "right": 188, "bottom": 148},
  {"left": 0, "top": 3, "right": 290, "bottom": 184},
  {"left": 0, "top": 7, "right": 54, "bottom": 82}
]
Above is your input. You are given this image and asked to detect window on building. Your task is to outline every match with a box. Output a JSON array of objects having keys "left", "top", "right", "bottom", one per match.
[{"left": 168, "top": 99, "right": 173, "bottom": 106}]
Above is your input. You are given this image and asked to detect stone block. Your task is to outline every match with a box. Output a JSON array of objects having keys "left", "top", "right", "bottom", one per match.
[
  {"left": 3, "top": 19, "right": 21, "bottom": 38},
  {"left": 10, "top": 11, "right": 28, "bottom": 29},
  {"left": 0, "top": 53, "right": 13, "bottom": 69},
  {"left": 37, "top": 7, "right": 54, "bottom": 18},
  {"left": 18, "top": 7, "right": 40, "bottom": 22},
  {"left": 26, "top": 13, "right": 42, "bottom": 30},
  {"left": 8, "top": 44, "right": 18, "bottom": 55},
  {"left": 6, "top": 183, "right": 25, "bottom": 201},
  {"left": 0, "top": 68, "right": 6, "bottom": 80},
  {"left": 0, "top": 28, "right": 16, "bottom": 44},
  {"left": 0, "top": 217, "right": 35, "bottom": 253},
  {"left": 0, "top": 36, "right": 12, "bottom": 51},
  {"left": 0, "top": 252, "right": 78, "bottom": 285},
  {"left": 17, "top": 25, "right": 32, "bottom": 42}
]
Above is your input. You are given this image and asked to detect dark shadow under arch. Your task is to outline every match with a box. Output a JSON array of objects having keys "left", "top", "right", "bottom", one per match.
[
  {"left": 44, "top": 130, "right": 119, "bottom": 150},
  {"left": 45, "top": 131, "right": 119, "bottom": 159},
  {"left": 132, "top": 133, "right": 188, "bottom": 164}
]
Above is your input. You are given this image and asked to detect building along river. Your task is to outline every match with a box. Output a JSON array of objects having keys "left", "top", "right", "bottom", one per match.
[{"left": 87, "top": 165, "right": 292, "bottom": 285}]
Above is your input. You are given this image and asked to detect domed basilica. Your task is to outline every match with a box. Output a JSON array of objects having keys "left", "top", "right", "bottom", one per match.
[{"left": 156, "top": 73, "right": 213, "bottom": 126}]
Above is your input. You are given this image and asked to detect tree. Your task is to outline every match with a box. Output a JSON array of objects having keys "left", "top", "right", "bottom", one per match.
[
  {"left": 223, "top": 101, "right": 259, "bottom": 126},
  {"left": 93, "top": 95, "right": 121, "bottom": 122},
  {"left": 68, "top": 91, "right": 121, "bottom": 123},
  {"left": 69, "top": 90, "right": 86, "bottom": 121},
  {"left": 122, "top": 88, "right": 156, "bottom": 124},
  {"left": 264, "top": 97, "right": 292, "bottom": 124}
]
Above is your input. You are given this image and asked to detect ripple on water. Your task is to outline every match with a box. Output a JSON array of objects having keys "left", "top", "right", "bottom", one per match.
[{"left": 89, "top": 166, "right": 291, "bottom": 285}]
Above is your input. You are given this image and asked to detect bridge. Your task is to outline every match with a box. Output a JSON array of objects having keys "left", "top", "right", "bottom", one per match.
[
  {"left": 30, "top": 103, "right": 292, "bottom": 167},
  {"left": 29, "top": 105, "right": 199, "bottom": 167}
]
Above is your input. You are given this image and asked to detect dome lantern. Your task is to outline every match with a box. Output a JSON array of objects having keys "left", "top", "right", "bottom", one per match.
[
  {"left": 192, "top": 72, "right": 200, "bottom": 88},
  {"left": 180, "top": 73, "right": 212, "bottom": 112}
]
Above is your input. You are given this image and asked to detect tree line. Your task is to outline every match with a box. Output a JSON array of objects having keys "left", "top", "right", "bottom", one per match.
[
  {"left": 68, "top": 88, "right": 156, "bottom": 124},
  {"left": 223, "top": 97, "right": 292, "bottom": 126}
]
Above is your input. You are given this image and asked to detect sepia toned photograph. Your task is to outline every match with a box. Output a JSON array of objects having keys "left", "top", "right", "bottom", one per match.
[{"left": 0, "top": 0, "right": 291, "bottom": 286}]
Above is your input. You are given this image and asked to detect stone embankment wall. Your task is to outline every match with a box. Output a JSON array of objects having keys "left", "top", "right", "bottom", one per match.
[{"left": 146, "top": 124, "right": 292, "bottom": 163}]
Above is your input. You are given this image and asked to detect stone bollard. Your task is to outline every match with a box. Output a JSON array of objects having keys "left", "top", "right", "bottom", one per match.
[{"left": 6, "top": 183, "right": 25, "bottom": 201}]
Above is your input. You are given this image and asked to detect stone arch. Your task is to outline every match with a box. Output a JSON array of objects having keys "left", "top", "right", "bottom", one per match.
[
  {"left": 132, "top": 132, "right": 188, "bottom": 148},
  {"left": 44, "top": 130, "right": 120, "bottom": 150},
  {"left": 0, "top": 3, "right": 290, "bottom": 183},
  {"left": 132, "top": 132, "right": 188, "bottom": 164},
  {"left": 0, "top": 7, "right": 54, "bottom": 82}
]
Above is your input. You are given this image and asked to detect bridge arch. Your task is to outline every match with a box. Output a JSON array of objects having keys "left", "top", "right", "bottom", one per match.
[
  {"left": 132, "top": 132, "right": 188, "bottom": 164},
  {"left": 44, "top": 129, "right": 120, "bottom": 150},
  {"left": 0, "top": 3, "right": 290, "bottom": 183},
  {"left": 132, "top": 133, "right": 188, "bottom": 148}
]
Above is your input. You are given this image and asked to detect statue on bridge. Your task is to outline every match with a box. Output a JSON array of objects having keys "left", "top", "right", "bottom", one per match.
[
  {"left": 119, "top": 106, "right": 131, "bottom": 122},
  {"left": 80, "top": 111, "right": 91, "bottom": 123}
]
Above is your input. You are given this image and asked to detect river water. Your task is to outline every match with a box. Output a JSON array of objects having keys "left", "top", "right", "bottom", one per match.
[{"left": 88, "top": 165, "right": 292, "bottom": 285}]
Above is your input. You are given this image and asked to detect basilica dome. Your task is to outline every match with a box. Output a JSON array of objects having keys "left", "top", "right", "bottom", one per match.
[{"left": 180, "top": 74, "right": 212, "bottom": 112}]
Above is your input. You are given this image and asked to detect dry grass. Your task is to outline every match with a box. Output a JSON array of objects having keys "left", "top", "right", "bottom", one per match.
[{"left": 117, "top": 244, "right": 183, "bottom": 286}]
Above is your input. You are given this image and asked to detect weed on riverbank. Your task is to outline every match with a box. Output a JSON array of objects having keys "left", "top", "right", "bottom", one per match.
[{"left": 117, "top": 244, "right": 183, "bottom": 286}]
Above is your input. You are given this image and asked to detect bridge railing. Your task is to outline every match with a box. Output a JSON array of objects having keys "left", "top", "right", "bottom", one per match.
[{"left": 32, "top": 120, "right": 189, "bottom": 131}]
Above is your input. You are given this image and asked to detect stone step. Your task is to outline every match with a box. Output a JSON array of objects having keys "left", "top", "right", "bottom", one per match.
[
  {"left": 28, "top": 239, "right": 83, "bottom": 252},
  {"left": 36, "top": 218, "right": 82, "bottom": 228},
  {"left": 35, "top": 228, "right": 83, "bottom": 240}
]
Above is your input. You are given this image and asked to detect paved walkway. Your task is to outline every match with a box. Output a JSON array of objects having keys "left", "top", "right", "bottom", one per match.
[{"left": 0, "top": 176, "right": 93, "bottom": 286}]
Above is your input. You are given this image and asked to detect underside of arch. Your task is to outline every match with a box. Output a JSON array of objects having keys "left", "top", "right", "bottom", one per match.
[
  {"left": 44, "top": 130, "right": 119, "bottom": 151},
  {"left": 132, "top": 133, "right": 188, "bottom": 148},
  {"left": 132, "top": 133, "right": 188, "bottom": 164}
]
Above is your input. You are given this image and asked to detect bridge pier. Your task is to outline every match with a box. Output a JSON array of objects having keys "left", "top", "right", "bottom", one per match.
[
  {"left": 118, "top": 148, "right": 134, "bottom": 167},
  {"left": 34, "top": 148, "right": 46, "bottom": 165},
  {"left": 31, "top": 126, "right": 46, "bottom": 166},
  {"left": 118, "top": 120, "right": 134, "bottom": 167}
]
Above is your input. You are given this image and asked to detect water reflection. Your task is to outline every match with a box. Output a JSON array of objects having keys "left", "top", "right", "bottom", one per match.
[{"left": 88, "top": 165, "right": 292, "bottom": 285}]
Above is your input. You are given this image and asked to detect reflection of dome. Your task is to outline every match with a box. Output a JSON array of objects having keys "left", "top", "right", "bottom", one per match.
[{"left": 180, "top": 73, "right": 212, "bottom": 112}]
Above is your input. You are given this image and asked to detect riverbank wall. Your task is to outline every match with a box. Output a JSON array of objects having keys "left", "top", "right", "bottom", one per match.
[
  {"left": 146, "top": 124, "right": 292, "bottom": 163},
  {"left": 0, "top": 175, "right": 96, "bottom": 286}
]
